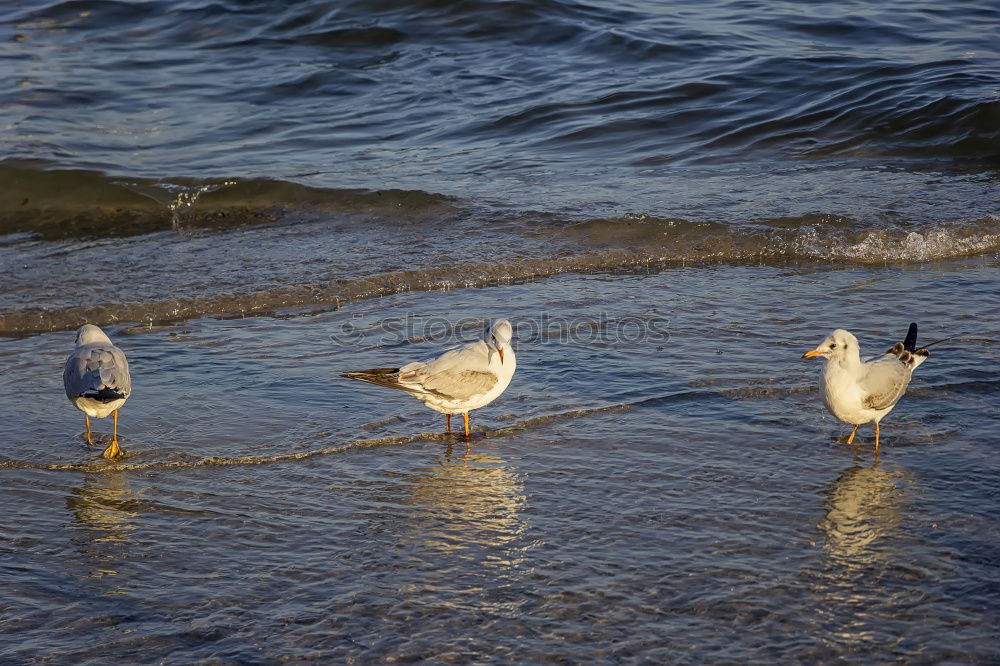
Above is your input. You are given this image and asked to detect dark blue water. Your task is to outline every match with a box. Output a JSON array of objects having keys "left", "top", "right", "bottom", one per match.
[
  {"left": 3, "top": 0, "right": 999, "bottom": 215},
  {"left": 2, "top": 0, "right": 999, "bottom": 662},
  {"left": 2, "top": 0, "right": 999, "bottom": 334}
]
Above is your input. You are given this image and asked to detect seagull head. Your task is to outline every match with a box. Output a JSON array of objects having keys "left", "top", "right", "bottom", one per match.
[
  {"left": 486, "top": 319, "right": 513, "bottom": 364},
  {"left": 802, "top": 329, "right": 857, "bottom": 361},
  {"left": 75, "top": 324, "right": 112, "bottom": 347}
]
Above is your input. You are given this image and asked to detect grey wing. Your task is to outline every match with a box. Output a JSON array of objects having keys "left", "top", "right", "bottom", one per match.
[
  {"left": 64, "top": 344, "right": 131, "bottom": 399},
  {"left": 399, "top": 341, "right": 498, "bottom": 401},
  {"left": 859, "top": 355, "right": 910, "bottom": 410}
]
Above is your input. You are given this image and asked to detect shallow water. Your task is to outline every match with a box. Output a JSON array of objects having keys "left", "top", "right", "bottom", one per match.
[{"left": 3, "top": 262, "right": 999, "bottom": 662}]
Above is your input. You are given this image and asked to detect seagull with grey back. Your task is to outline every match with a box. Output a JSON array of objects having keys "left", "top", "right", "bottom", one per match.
[
  {"left": 63, "top": 324, "right": 132, "bottom": 459},
  {"left": 342, "top": 319, "right": 516, "bottom": 438},
  {"left": 802, "top": 323, "right": 929, "bottom": 449}
]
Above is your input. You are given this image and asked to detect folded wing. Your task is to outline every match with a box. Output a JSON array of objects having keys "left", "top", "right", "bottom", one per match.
[
  {"left": 64, "top": 345, "right": 131, "bottom": 401},
  {"left": 398, "top": 341, "right": 498, "bottom": 401},
  {"left": 860, "top": 355, "right": 910, "bottom": 411}
]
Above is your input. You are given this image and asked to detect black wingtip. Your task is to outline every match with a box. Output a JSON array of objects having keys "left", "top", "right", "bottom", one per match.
[
  {"left": 903, "top": 322, "right": 918, "bottom": 352},
  {"left": 342, "top": 368, "right": 400, "bottom": 380}
]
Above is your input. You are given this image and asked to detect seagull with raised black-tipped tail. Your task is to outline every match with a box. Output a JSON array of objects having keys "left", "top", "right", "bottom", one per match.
[
  {"left": 342, "top": 319, "right": 516, "bottom": 438},
  {"left": 801, "top": 323, "right": 931, "bottom": 449},
  {"left": 63, "top": 324, "right": 132, "bottom": 459}
]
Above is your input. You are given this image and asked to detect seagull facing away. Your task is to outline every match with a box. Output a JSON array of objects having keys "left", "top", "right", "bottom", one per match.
[
  {"left": 802, "top": 323, "right": 929, "bottom": 449},
  {"left": 63, "top": 324, "right": 132, "bottom": 459},
  {"left": 342, "top": 319, "right": 516, "bottom": 438}
]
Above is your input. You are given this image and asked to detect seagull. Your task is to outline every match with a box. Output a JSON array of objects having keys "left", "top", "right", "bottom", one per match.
[
  {"left": 801, "top": 323, "right": 929, "bottom": 449},
  {"left": 63, "top": 324, "right": 132, "bottom": 459},
  {"left": 342, "top": 319, "right": 516, "bottom": 438}
]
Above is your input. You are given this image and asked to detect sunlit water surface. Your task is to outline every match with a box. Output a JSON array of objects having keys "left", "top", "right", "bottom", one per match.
[{"left": 3, "top": 262, "right": 998, "bottom": 662}]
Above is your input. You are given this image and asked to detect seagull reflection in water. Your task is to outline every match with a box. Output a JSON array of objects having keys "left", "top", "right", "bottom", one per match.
[
  {"left": 66, "top": 471, "right": 141, "bottom": 579},
  {"left": 404, "top": 446, "right": 528, "bottom": 565},
  {"left": 819, "top": 457, "right": 914, "bottom": 568}
]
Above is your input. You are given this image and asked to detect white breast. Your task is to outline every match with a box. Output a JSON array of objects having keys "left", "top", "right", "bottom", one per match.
[{"left": 821, "top": 364, "right": 886, "bottom": 425}]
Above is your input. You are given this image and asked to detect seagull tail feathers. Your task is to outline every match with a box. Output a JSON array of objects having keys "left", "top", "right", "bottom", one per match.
[
  {"left": 81, "top": 387, "right": 126, "bottom": 402},
  {"left": 341, "top": 368, "right": 403, "bottom": 389}
]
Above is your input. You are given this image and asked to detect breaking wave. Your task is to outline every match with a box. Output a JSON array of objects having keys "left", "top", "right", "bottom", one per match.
[{"left": 2, "top": 213, "right": 997, "bottom": 336}]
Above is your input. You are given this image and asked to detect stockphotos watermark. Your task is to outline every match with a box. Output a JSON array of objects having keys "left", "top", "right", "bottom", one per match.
[{"left": 330, "top": 313, "right": 670, "bottom": 347}]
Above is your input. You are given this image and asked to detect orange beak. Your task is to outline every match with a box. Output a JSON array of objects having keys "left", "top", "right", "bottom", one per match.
[
  {"left": 801, "top": 349, "right": 826, "bottom": 359},
  {"left": 498, "top": 348, "right": 505, "bottom": 364}
]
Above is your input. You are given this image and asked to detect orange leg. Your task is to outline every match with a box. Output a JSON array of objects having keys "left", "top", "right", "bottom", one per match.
[
  {"left": 846, "top": 424, "right": 860, "bottom": 445},
  {"left": 446, "top": 413, "right": 451, "bottom": 433},
  {"left": 84, "top": 415, "right": 93, "bottom": 445},
  {"left": 102, "top": 410, "right": 122, "bottom": 459},
  {"left": 874, "top": 421, "right": 880, "bottom": 450},
  {"left": 463, "top": 412, "right": 470, "bottom": 438}
]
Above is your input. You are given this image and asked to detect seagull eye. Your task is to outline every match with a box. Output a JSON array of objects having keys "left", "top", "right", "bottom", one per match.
[{"left": 829, "top": 343, "right": 837, "bottom": 349}]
